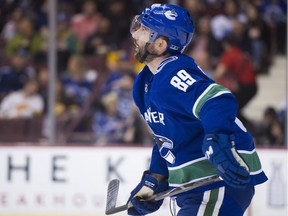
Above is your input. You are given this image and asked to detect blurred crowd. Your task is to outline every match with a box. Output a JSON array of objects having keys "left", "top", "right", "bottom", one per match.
[{"left": 0, "top": 0, "right": 286, "bottom": 146}]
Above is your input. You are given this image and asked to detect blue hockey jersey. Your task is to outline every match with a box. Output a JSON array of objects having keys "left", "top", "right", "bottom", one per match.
[{"left": 132, "top": 54, "right": 267, "bottom": 191}]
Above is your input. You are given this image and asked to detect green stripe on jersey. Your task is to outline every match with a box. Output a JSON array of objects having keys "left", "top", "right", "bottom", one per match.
[
  {"left": 168, "top": 159, "right": 216, "bottom": 185},
  {"left": 204, "top": 189, "right": 219, "bottom": 216},
  {"left": 192, "top": 84, "right": 231, "bottom": 119},
  {"left": 239, "top": 150, "right": 262, "bottom": 173},
  {"left": 168, "top": 150, "right": 263, "bottom": 185}
]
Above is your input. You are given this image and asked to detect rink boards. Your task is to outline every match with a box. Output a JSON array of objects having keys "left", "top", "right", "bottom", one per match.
[{"left": 0, "top": 145, "right": 286, "bottom": 216}]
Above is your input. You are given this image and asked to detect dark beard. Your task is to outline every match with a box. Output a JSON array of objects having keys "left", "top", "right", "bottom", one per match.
[
  {"left": 135, "top": 51, "right": 145, "bottom": 63},
  {"left": 135, "top": 43, "right": 156, "bottom": 63}
]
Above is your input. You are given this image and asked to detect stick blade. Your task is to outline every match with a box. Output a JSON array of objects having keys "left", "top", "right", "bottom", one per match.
[{"left": 105, "top": 179, "right": 120, "bottom": 214}]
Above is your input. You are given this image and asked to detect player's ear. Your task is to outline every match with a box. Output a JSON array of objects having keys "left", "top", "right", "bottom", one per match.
[{"left": 154, "top": 37, "right": 168, "bottom": 55}]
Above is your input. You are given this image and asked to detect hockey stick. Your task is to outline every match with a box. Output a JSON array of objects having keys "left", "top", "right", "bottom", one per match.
[{"left": 105, "top": 174, "right": 221, "bottom": 215}]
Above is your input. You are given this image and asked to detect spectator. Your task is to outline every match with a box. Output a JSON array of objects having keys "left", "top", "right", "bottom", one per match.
[
  {"left": 230, "top": 18, "right": 251, "bottom": 53},
  {"left": 41, "top": 78, "right": 76, "bottom": 139},
  {"left": 255, "top": 106, "right": 284, "bottom": 146},
  {"left": 60, "top": 55, "right": 97, "bottom": 109},
  {"left": 34, "top": 0, "right": 48, "bottom": 31},
  {"left": 5, "top": 17, "right": 43, "bottom": 58},
  {"left": 185, "top": 16, "right": 218, "bottom": 76},
  {"left": 1, "top": 7, "right": 24, "bottom": 42},
  {"left": 92, "top": 92, "right": 131, "bottom": 145},
  {"left": 245, "top": 3, "right": 272, "bottom": 74},
  {"left": 56, "top": 13, "right": 80, "bottom": 71},
  {"left": 70, "top": 0, "right": 102, "bottom": 43},
  {"left": 209, "top": 14, "right": 233, "bottom": 56},
  {"left": 37, "top": 65, "right": 74, "bottom": 116},
  {"left": 101, "top": 50, "right": 134, "bottom": 95},
  {"left": 83, "top": 16, "right": 115, "bottom": 55},
  {"left": 213, "top": 35, "right": 257, "bottom": 131},
  {"left": 262, "top": 0, "right": 286, "bottom": 55},
  {"left": 97, "top": 52, "right": 147, "bottom": 144},
  {"left": 0, "top": 0, "right": 21, "bottom": 33},
  {"left": 110, "top": 73, "right": 135, "bottom": 119},
  {"left": 209, "top": 0, "right": 246, "bottom": 52},
  {"left": 180, "top": 0, "right": 204, "bottom": 27},
  {"left": 210, "top": 16, "right": 232, "bottom": 42},
  {"left": 102, "top": 0, "right": 133, "bottom": 48},
  {"left": 223, "top": 0, "right": 247, "bottom": 22},
  {"left": 32, "top": 12, "right": 80, "bottom": 71},
  {"left": 52, "top": 79, "right": 74, "bottom": 118},
  {"left": 0, "top": 50, "right": 35, "bottom": 99},
  {"left": 39, "top": 66, "right": 82, "bottom": 139},
  {"left": 0, "top": 79, "right": 44, "bottom": 119}
]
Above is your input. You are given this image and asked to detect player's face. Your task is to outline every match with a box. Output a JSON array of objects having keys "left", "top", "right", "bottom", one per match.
[{"left": 130, "top": 16, "right": 152, "bottom": 62}]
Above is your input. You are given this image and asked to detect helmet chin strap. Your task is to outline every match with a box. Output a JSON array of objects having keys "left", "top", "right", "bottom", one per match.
[{"left": 138, "top": 42, "right": 168, "bottom": 63}]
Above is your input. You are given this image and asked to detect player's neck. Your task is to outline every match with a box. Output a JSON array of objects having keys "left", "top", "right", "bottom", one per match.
[{"left": 147, "top": 56, "right": 167, "bottom": 74}]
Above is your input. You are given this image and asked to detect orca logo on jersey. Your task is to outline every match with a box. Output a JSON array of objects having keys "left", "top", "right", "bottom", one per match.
[
  {"left": 144, "top": 108, "right": 165, "bottom": 125},
  {"left": 154, "top": 134, "right": 175, "bottom": 164}
]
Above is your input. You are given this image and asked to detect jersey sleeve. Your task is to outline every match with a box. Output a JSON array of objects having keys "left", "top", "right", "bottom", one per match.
[
  {"left": 190, "top": 81, "right": 238, "bottom": 133},
  {"left": 199, "top": 93, "right": 238, "bottom": 134},
  {"left": 191, "top": 83, "right": 232, "bottom": 119},
  {"left": 149, "top": 144, "right": 169, "bottom": 177}
]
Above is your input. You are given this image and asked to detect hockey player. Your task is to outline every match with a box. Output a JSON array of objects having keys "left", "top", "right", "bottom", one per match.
[{"left": 127, "top": 4, "right": 268, "bottom": 216}]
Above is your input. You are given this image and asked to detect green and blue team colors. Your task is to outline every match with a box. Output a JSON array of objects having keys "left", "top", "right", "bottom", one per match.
[{"left": 132, "top": 54, "right": 267, "bottom": 192}]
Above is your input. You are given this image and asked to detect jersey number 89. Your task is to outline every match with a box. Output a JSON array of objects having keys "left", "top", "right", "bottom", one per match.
[{"left": 170, "top": 70, "right": 196, "bottom": 92}]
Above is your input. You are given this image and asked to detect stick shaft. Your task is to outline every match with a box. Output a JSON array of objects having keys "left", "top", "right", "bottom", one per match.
[
  {"left": 147, "top": 175, "right": 221, "bottom": 201},
  {"left": 105, "top": 175, "right": 221, "bottom": 215}
]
